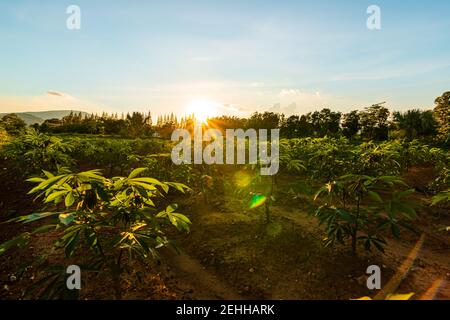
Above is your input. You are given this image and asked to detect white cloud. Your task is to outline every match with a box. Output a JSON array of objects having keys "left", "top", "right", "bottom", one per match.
[
  {"left": 0, "top": 91, "right": 104, "bottom": 113},
  {"left": 278, "top": 89, "right": 322, "bottom": 100}
]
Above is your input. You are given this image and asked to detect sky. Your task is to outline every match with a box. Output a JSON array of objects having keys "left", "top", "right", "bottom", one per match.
[{"left": 1, "top": 0, "right": 450, "bottom": 118}]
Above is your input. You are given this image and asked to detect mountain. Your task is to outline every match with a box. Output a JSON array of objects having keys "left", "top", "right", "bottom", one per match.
[{"left": 0, "top": 110, "right": 89, "bottom": 125}]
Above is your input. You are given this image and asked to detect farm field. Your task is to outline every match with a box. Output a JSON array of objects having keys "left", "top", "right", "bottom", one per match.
[
  {"left": 1, "top": 115, "right": 449, "bottom": 300},
  {"left": 1, "top": 1, "right": 450, "bottom": 305}
]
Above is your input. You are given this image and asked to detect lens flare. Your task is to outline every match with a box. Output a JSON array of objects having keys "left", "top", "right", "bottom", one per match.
[
  {"left": 249, "top": 194, "right": 267, "bottom": 209},
  {"left": 233, "top": 171, "right": 252, "bottom": 188},
  {"left": 420, "top": 279, "right": 446, "bottom": 300},
  {"left": 374, "top": 234, "right": 426, "bottom": 300}
]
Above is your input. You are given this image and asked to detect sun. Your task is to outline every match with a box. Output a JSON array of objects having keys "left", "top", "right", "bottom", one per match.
[{"left": 186, "top": 99, "right": 219, "bottom": 124}]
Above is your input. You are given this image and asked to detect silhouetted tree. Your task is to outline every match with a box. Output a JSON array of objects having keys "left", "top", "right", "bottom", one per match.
[
  {"left": 359, "top": 104, "right": 390, "bottom": 140},
  {"left": 342, "top": 110, "right": 360, "bottom": 138},
  {"left": 434, "top": 91, "right": 450, "bottom": 143}
]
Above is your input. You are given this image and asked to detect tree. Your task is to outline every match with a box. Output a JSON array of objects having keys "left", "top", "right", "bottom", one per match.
[
  {"left": 392, "top": 109, "right": 436, "bottom": 140},
  {"left": 434, "top": 91, "right": 450, "bottom": 143},
  {"left": 103, "top": 118, "right": 126, "bottom": 135},
  {"left": 0, "top": 113, "right": 26, "bottom": 135},
  {"left": 126, "top": 112, "right": 152, "bottom": 138},
  {"left": 207, "top": 116, "right": 247, "bottom": 134},
  {"left": 246, "top": 112, "right": 282, "bottom": 130},
  {"left": 359, "top": 104, "right": 390, "bottom": 141},
  {"left": 310, "top": 109, "right": 342, "bottom": 137},
  {"left": 342, "top": 110, "right": 360, "bottom": 138},
  {"left": 281, "top": 115, "right": 300, "bottom": 138}
]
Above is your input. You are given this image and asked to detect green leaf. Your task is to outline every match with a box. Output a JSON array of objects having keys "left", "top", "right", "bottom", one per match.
[
  {"left": 27, "top": 174, "right": 66, "bottom": 194},
  {"left": 431, "top": 191, "right": 450, "bottom": 206},
  {"left": 59, "top": 213, "right": 75, "bottom": 226},
  {"left": 64, "top": 231, "right": 80, "bottom": 258},
  {"left": 132, "top": 177, "right": 163, "bottom": 186},
  {"left": 391, "top": 224, "right": 400, "bottom": 238},
  {"left": 78, "top": 170, "right": 104, "bottom": 180},
  {"left": 0, "top": 233, "right": 31, "bottom": 255},
  {"left": 26, "top": 177, "right": 45, "bottom": 183},
  {"left": 338, "top": 209, "right": 354, "bottom": 223},
  {"left": 8, "top": 212, "right": 61, "bottom": 224},
  {"left": 45, "top": 190, "right": 68, "bottom": 203},
  {"left": 129, "top": 181, "right": 158, "bottom": 191},
  {"left": 128, "top": 168, "right": 148, "bottom": 179},
  {"left": 368, "top": 191, "right": 383, "bottom": 203},
  {"left": 65, "top": 192, "right": 75, "bottom": 207},
  {"left": 32, "top": 224, "right": 57, "bottom": 234},
  {"left": 166, "top": 204, "right": 178, "bottom": 213}
]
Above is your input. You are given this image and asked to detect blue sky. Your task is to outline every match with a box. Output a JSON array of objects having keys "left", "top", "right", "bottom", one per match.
[{"left": 1, "top": 0, "right": 449, "bottom": 117}]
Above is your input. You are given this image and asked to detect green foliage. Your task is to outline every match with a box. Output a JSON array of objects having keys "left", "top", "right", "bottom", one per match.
[
  {"left": 342, "top": 110, "right": 360, "bottom": 139},
  {"left": 431, "top": 190, "right": 450, "bottom": 206},
  {"left": 2, "top": 129, "right": 73, "bottom": 174},
  {"left": 359, "top": 104, "right": 390, "bottom": 141},
  {"left": 247, "top": 112, "right": 282, "bottom": 130},
  {"left": 1, "top": 167, "right": 191, "bottom": 299},
  {"left": 392, "top": 109, "right": 436, "bottom": 140},
  {"left": 0, "top": 125, "right": 10, "bottom": 144},
  {"left": 434, "top": 91, "right": 450, "bottom": 144},
  {"left": 0, "top": 113, "right": 27, "bottom": 136},
  {"left": 125, "top": 112, "right": 153, "bottom": 138},
  {"left": 280, "top": 109, "right": 341, "bottom": 138},
  {"left": 312, "top": 175, "right": 417, "bottom": 254}
]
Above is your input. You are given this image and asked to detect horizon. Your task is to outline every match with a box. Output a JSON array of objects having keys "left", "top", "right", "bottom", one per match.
[{"left": 1, "top": 1, "right": 450, "bottom": 118}]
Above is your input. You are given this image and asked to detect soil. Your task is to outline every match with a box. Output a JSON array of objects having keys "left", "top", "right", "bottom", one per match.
[{"left": 1, "top": 164, "right": 449, "bottom": 300}]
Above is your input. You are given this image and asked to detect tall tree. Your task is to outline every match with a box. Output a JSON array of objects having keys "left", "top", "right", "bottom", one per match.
[
  {"left": 247, "top": 112, "right": 282, "bottom": 130},
  {"left": 126, "top": 112, "right": 151, "bottom": 138},
  {"left": 393, "top": 109, "right": 436, "bottom": 140},
  {"left": 342, "top": 110, "right": 360, "bottom": 138},
  {"left": 359, "top": 104, "right": 390, "bottom": 141},
  {"left": 310, "top": 108, "right": 342, "bottom": 137},
  {"left": 434, "top": 91, "right": 450, "bottom": 143}
]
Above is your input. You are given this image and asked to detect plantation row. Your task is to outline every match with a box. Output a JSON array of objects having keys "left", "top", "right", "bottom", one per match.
[
  {"left": 0, "top": 128, "right": 449, "bottom": 298},
  {"left": 3, "top": 130, "right": 449, "bottom": 193}
]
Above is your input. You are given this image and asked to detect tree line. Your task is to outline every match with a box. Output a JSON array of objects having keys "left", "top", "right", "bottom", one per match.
[{"left": 1, "top": 91, "right": 449, "bottom": 144}]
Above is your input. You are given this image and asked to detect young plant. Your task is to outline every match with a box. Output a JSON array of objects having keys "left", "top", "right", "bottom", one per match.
[
  {"left": 2, "top": 129, "right": 73, "bottom": 174},
  {"left": 431, "top": 190, "right": 450, "bottom": 232},
  {"left": 0, "top": 167, "right": 191, "bottom": 299},
  {"left": 312, "top": 175, "right": 417, "bottom": 255}
]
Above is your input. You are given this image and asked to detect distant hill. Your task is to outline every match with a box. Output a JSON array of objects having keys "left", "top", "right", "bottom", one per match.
[{"left": 0, "top": 110, "right": 89, "bottom": 125}]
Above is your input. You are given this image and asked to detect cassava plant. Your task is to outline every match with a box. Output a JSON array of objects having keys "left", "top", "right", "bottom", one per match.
[
  {"left": 0, "top": 167, "right": 191, "bottom": 299},
  {"left": 431, "top": 190, "right": 450, "bottom": 232},
  {"left": 2, "top": 129, "right": 73, "bottom": 174},
  {"left": 312, "top": 175, "right": 417, "bottom": 255}
]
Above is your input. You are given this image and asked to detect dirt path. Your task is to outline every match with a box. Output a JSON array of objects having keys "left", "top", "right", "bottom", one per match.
[
  {"left": 271, "top": 205, "right": 450, "bottom": 299},
  {"left": 160, "top": 247, "right": 243, "bottom": 300}
]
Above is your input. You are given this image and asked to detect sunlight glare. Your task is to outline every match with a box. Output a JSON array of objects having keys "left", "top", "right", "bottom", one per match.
[{"left": 186, "top": 99, "right": 220, "bottom": 123}]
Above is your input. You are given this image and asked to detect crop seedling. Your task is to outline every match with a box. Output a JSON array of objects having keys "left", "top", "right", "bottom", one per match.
[{"left": 0, "top": 167, "right": 191, "bottom": 299}]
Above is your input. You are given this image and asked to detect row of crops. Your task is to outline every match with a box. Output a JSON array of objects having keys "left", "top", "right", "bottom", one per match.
[
  {"left": 2, "top": 130, "right": 449, "bottom": 190},
  {"left": 0, "top": 129, "right": 448, "bottom": 298}
]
